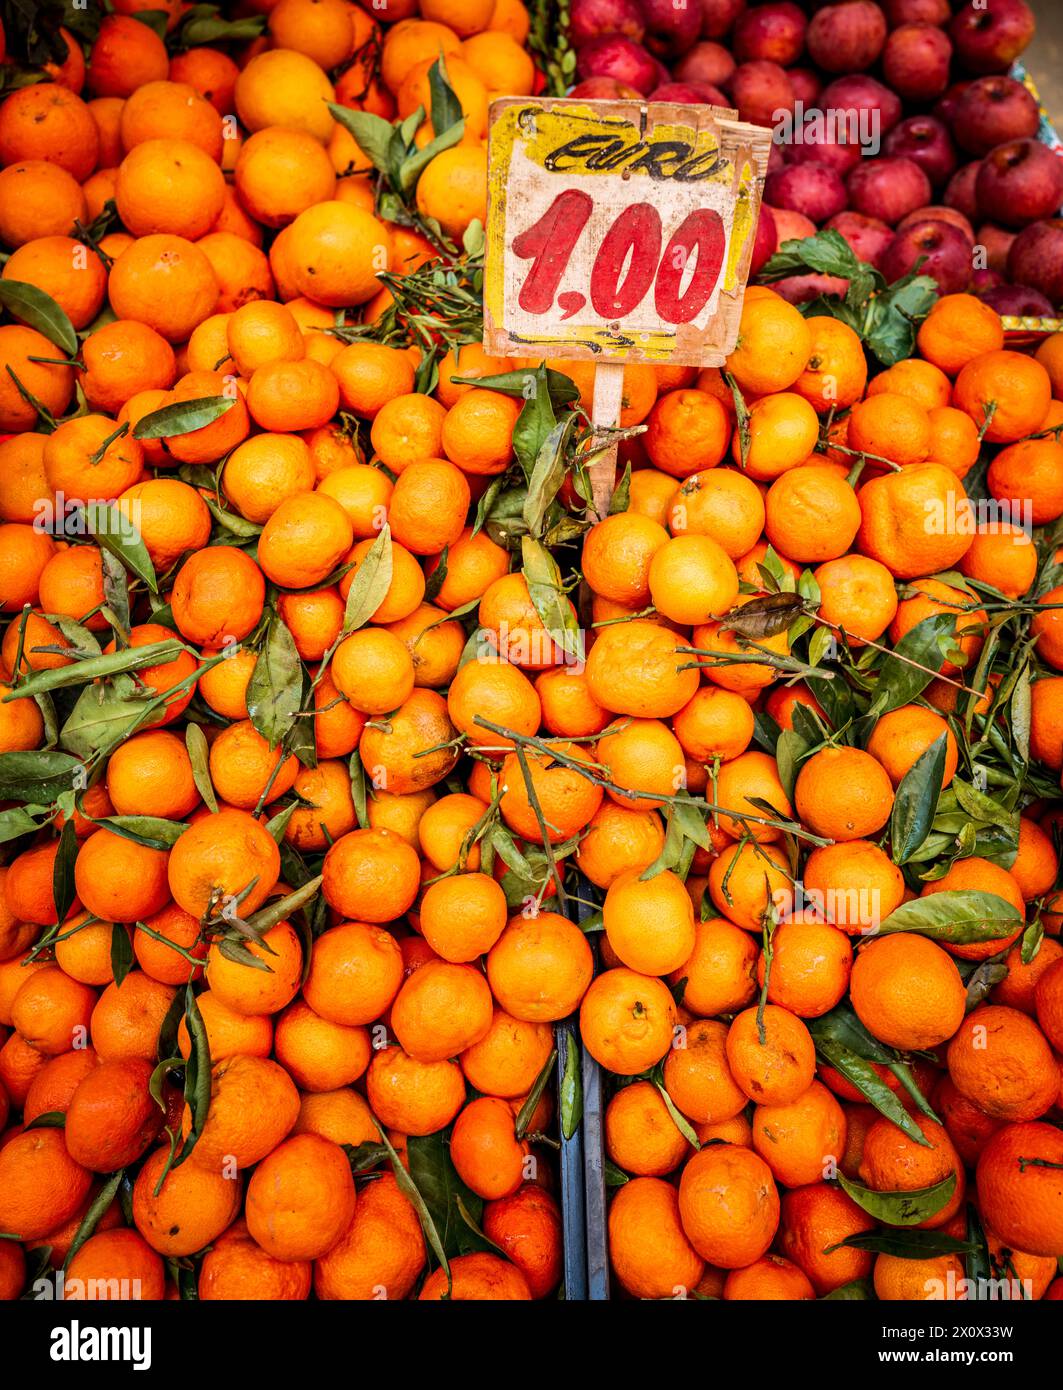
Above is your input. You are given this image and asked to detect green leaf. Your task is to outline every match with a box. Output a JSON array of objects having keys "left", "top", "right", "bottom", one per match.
[
  {"left": 110, "top": 921, "right": 134, "bottom": 988},
  {"left": 424, "top": 547, "right": 448, "bottom": 603},
  {"left": 811, "top": 1036, "right": 930, "bottom": 1147},
  {"left": 62, "top": 1170, "right": 124, "bottom": 1271},
  {"left": 247, "top": 616, "right": 303, "bottom": 749},
  {"left": 471, "top": 474, "right": 506, "bottom": 538},
  {"left": 874, "top": 613, "right": 954, "bottom": 712},
  {"left": 202, "top": 494, "right": 262, "bottom": 539},
  {"left": 0, "top": 279, "right": 78, "bottom": 356},
  {"left": 1020, "top": 917, "right": 1044, "bottom": 967},
  {"left": 244, "top": 875, "right": 322, "bottom": 938},
  {"left": 428, "top": 54, "right": 463, "bottom": 136},
  {"left": 514, "top": 1046, "right": 557, "bottom": 1139},
  {"left": 760, "top": 229, "right": 864, "bottom": 287},
  {"left": 100, "top": 548, "right": 131, "bottom": 632},
  {"left": 609, "top": 461, "right": 632, "bottom": 516},
  {"left": 60, "top": 674, "right": 151, "bottom": 759},
  {"left": 342, "top": 525, "right": 392, "bottom": 633},
  {"left": 521, "top": 536, "right": 583, "bottom": 663},
  {"left": 865, "top": 272, "right": 940, "bottom": 368},
  {"left": 24, "top": 1110, "right": 66, "bottom": 1131},
  {"left": 835, "top": 1171, "right": 956, "bottom": 1227},
  {"left": 775, "top": 727, "right": 808, "bottom": 801},
  {"left": 809, "top": 1004, "right": 895, "bottom": 1066},
  {"left": 327, "top": 104, "right": 395, "bottom": 175},
  {"left": 398, "top": 120, "right": 465, "bottom": 195},
  {"left": 265, "top": 801, "right": 298, "bottom": 845},
  {"left": 343, "top": 1141, "right": 388, "bottom": 1174},
  {"left": 891, "top": 732, "right": 947, "bottom": 865},
  {"left": 129, "top": 8, "right": 170, "bottom": 39},
  {"left": 85, "top": 501, "right": 158, "bottom": 593},
  {"left": 133, "top": 396, "right": 234, "bottom": 440},
  {"left": 964, "top": 1205, "right": 992, "bottom": 1296},
  {"left": 4, "top": 639, "right": 184, "bottom": 701},
  {"left": 349, "top": 749, "right": 368, "bottom": 830},
  {"left": 952, "top": 778, "right": 1016, "bottom": 833},
  {"left": 605, "top": 1160, "right": 630, "bottom": 1188},
  {"left": 654, "top": 1081, "right": 699, "bottom": 1150},
  {"left": 560, "top": 1028, "right": 582, "bottom": 1140},
  {"left": 826, "top": 1228, "right": 976, "bottom": 1259},
  {"left": 173, "top": 983, "right": 212, "bottom": 1169},
  {"left": 484, "top": 483, "right": 529, "bottom": 549},
  {"left": 94, "top": 816, "right": 189, "bottom": 849},
  {"left": 52, "top": 818, "right": 78, "bottom": 923},
  {"left": 179, "top": 13, "right": 266, "bottom": 44},
  {"left": 397, "top": 1128, "right": 461, "bottom": 1272},
  {"left": 876, "top": 890, "right": 1023, "bottom": 944},
  {"left": 822, "top": 1278, "right": 874, "bottom": 1300},
  {"left": 523, "top": 416, "right": 575, "bottom": 540},
  {"left": 512, "top": 367, "right": 558, "bottom": 480},
  {"left": 0, "top": 805, "right": 48, "bottom": 844},
  {"left": 1012, "top": 663, "right": 1031, "bottom": 763},
  {"left": 671, "top": 799, "right": 711, "bottom": 851},
  {"left": 185, "top": 723, "right": 217, "bottom": 814},
  {"left": 458, "top": 368, "right": 580, "bottom": 408},
  {"left": 0, "top": 750, "right": 82, "bottom": 804}
]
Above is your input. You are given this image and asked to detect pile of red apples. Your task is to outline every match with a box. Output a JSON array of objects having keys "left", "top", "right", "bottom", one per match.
[{"left": 569, "top": 0, "right": 1063, "bottom": 314}]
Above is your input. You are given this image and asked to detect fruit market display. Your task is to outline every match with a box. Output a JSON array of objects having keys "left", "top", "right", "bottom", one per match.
[
  {"left": 0, "top": 0, "right": 1061, "bottom": 1311},
  {"left": 568, "top": 0, "right": 1063, "bottom": 317}
]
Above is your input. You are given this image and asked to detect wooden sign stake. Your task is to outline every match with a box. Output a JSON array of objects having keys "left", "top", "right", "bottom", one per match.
[{"left": 589, "top": 361, "right": 624, "bottom": 519}]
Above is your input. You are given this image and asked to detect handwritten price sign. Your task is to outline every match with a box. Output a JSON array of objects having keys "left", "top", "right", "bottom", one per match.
[{"left": 484, "top": 97, "right": 771, "bottom": 367}]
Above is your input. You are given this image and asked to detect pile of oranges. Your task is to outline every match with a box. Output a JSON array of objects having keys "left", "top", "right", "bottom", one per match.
[{"left": 0, "top": 0, "right": 1061, "bottom": 1307}]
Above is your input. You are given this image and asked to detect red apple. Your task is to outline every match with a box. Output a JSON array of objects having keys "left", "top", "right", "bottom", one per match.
[
  {"left": 976, "top": 140, "right": 1063, "bottom": 229},
  {"left": 880, "top": 219, "right": 972, "bottom": 293},
  {"left": 697, "top": 0, "right": 746, "bottom": 39},
  {"left": 768, "top": 142, "right": 787, "bottom": 177},
  {"left": 951, "top": 76, "right": 1040, "bottom": 157},
  {"left": 847, "top": 156, "right": 932, "bottom": 226},
  {"left": 784, "top": 127, "right": 863, "bottom": 178},
  {"left": 569, "top": 0, "right": 645, "bottom": 46},
  {"left": 641, "top": 0, "right": 701, "bottom": 58},
  {"left": 729, "top": 59, "right": 795, "bottom": 128},
  {"left": 969, "top": 268, "right": 1005, "bottom": 295},
  {"left": 1006, "top": 220, "right": 1063, "bottom": 309},
  {"left": 934, "top": 81, "right": 973, "bottom": 129},
  {"left": 884, "top": 0, "right": 950, "bottom": 24},
  {"left": 787, "top": 67, "right": 823, "bottom": 108},
  {"left": 977, "top": 222, "right": 1017, "bottom": 273},
  {"left": 820, "top": 75, "right": 903, "bottom": 141},
  {"left": 772, "top": 272, "right": 850, "bottom": 304},
  {"left": 827, "top": 209, "right": 895, "bottom": 266},
  {"left": 898, "top": 205, "right": 975, "bottom": 244},
  {"left": 806, "top": 1, "right": 888, "bottom": 74},
  {"left": 770, "top": 206, "right": 818, "bottom": 248},
  {"left": 733, "top": 2, "right": 807, "bottom": 65},
  {"left": 568, "top": 77, "right": 643, "bottom": 99},
  {"left": 650, "top": 81, "right": 730, "bottom": 105},
  {"left": 751, "top": 203, "right": 778, "bottom": 275},
  {"left": 765, "top": 161, "right": 849, "bottom": 224},
  {"left": 881, "top": 23, "right": 953, "bottom": 102},
  {"left": 575, "top": 34, "right": 659, "bottom": 94},
  {"left": 944, "top": 160, "right": 981, "bottom": 219},
  {"left": 885, "top": 116, "right": 958, "bottom": 190},
  {"left": 978, "top": 283, "right": 1055, "bottom": 317},
  {"left": 950, "top": 0, "right": 1035, "bottom": 76},
  {"left": 675, "top": 41, "right": 736, "bottom": 88}
]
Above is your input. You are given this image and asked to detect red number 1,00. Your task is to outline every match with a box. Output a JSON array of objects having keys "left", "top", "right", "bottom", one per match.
[{"left": 511, "top": 190, "right": 727, "bottom": 327}]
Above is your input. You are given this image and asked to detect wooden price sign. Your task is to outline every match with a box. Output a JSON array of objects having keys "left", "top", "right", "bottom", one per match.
[{"left": 484, "top": 96, "right": 772, "bottom": 512}]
